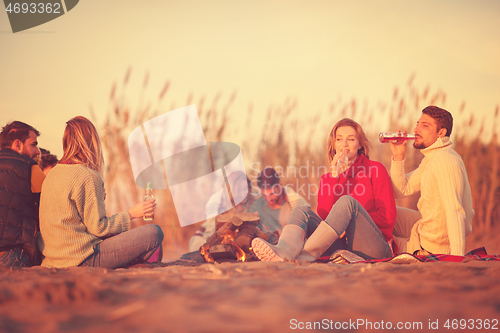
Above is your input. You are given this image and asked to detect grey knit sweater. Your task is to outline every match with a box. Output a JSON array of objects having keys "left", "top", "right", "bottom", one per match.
[{"left": 39, "top": 164, "right": 131, "bottom": 267}]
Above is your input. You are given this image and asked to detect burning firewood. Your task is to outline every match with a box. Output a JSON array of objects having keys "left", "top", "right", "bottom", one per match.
[
  {"left": 200, "top": 212, "right": 265, "bottom": 262},
  {"left": 234, "top": 223, "right": 269, "bottom": 252},
  {"left": 209, "top": 244, "right": 238, "bottom": 261}
]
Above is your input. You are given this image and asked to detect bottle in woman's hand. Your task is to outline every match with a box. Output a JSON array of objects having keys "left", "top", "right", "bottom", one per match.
[
  {"left": 336, "top": 149, "right": 349, "bottom": 175},
  {"left": 143, "top": 181, "right": 155, "bottom": 221},
  {"left": 330, "top": 149, "right": 347, "bottom": 178}
]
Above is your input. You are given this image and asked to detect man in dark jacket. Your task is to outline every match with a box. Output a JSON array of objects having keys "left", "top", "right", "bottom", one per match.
[{"left": 0, "top": 121, "right": 45, "bottom": 267}]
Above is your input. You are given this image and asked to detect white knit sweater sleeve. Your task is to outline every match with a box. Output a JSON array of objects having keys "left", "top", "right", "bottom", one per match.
[
  {"left": 390, "top": 157, "right": 423, "bottom": 199},
  {"left": 78, "top": 169, "right": 131, "bottom": 237},
  {"left": 431, "top": 153, "right": 467, "bottom": 255}
]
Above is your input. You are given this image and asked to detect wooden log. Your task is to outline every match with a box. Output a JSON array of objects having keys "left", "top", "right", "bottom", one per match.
[
  {"left": 234, "top": 225, "right": 269, "bottom": 252},
  {"left": 210, "top": 244, "right": 238, "bottom": 261},
  {"left": 216, "top": 211, "right": 260, "bottom": 224},
  {"left": 200, "top": 243, "right": 214, "bottom": 262}
]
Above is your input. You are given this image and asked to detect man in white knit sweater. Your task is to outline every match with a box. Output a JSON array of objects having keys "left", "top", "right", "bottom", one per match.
[{"left": 390, "top": 106, "right": 474, "bottom": 256}]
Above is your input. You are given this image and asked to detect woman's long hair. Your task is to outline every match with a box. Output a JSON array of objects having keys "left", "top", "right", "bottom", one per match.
[
  {"left": 326, "top": 118, "right": 371, "bottom": 164},
  {"left": 59, "top": 116, "right": 104, "bottom": 174}
]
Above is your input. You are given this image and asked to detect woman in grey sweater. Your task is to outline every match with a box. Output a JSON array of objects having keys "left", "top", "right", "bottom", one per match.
[{"left": 39, "top": 116, "right": 163, "bottom": 268}]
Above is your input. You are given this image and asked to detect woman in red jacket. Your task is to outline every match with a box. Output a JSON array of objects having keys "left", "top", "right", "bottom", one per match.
[{"left": 252, "top": 118, "right": 397, "bottom": 261}]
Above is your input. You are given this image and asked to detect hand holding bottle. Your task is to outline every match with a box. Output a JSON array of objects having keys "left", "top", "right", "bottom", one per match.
[
  {"left": 128, "top": 199, "right": 156, "bottom": 220},
  {"left": 388, "top": 131, "right": 409, "bottom": 161},
  {"left": 331, "top": 148, "right": 349, "bottom": 178}
]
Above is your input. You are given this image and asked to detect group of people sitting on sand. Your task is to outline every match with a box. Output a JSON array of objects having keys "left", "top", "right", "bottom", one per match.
[
  {"left": 0, "top": 116, "right": 163, "bottom": 269},
  {"left": 190, "top": 105, "right": 473, "bottom": 262},
  {"left": 0, "top": 105, "right": 474, "bottom": 269}
]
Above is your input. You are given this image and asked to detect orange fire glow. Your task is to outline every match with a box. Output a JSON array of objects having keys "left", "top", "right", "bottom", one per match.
[
  {"left": 221, "top": 233, "right": 246, "bottom": 262},
  {"left": 200, "top": 245, "right": 214, "bottom": 263}
]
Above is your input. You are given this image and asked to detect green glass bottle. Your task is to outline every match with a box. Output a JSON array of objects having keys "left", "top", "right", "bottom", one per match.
[{"left": 143, "top": 181, "right": 154, "bottom": 221}]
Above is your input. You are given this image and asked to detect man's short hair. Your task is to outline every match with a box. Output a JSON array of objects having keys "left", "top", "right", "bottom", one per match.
[
  {"left": 0, "top": 121, "right": 40, "bottom": 149},
  {"left": 422, "top": 106, "right": 453, "bottom": 137},
  {"left": 257, "top": 167, "right": 280, "bottom": 189}
]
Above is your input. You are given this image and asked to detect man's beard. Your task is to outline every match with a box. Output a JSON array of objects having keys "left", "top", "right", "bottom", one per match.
[
  {"left": 21, "top": 146, "right": 36, "bottom": 160},
  {"left": 413, "top": 136, "right": 426, "bottom": 150},
  {"left": 413, "top": 141, "right": 426, "bottom": 150}
]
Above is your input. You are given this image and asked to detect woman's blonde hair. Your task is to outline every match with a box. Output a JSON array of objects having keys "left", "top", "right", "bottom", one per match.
[
  {"left": 326, "top": 118, "right": 371, "bottom": 164},
  {"left": 59, "top": 116, "right": 104, "bottom": 174}
]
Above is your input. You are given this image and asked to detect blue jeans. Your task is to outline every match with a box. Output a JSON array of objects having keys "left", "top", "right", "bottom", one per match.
[
  {"left": 289, "top": 196, "right": 392, "bottom": 259},
  {"left": 0, "top": 247, "right": 33, "bottom": 268},
  {"left": 80, "top": 224, "right": 164, "bottom": 269}
]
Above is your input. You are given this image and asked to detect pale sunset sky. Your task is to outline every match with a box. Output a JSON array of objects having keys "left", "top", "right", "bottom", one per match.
[{"left": 1, "top": 0, "right": 499, "bottom": 158}]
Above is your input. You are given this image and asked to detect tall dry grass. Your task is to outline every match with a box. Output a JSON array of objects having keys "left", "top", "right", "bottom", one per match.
[
  {"left": 455, "top": 109, "right": 500, "bottom": 234},
  {"left": 94, "top": 71, "right": 500, "bottom": 258},
  {"left": 91, "top": 69, "right": 239, "bottom": 258}
]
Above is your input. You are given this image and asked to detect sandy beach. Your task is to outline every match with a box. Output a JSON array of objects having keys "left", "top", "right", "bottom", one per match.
[{"left": 1, "top": 258, "right": 499, "bottom": 333}]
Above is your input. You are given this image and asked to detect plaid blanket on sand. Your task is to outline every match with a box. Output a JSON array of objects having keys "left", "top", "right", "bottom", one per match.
[{"left": 322, "top": 247, "right": 500, "bottom": 265}]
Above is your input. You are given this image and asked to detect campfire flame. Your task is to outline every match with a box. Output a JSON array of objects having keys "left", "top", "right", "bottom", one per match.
[
  {"left": 200, "top": 245, "right": 214, "bottom": 263},
  {"left": 221, "top": 233, "right": 246, "bottom": 262},
  {"left": 200, "top": 213, "right": 261, "bottom": 263}
]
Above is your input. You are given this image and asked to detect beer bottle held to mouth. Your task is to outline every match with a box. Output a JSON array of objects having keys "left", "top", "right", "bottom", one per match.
[
  {"left": 379, "top": 132, "right": 416, "bottom": 143},
  {"left": 143, "top": 180, "right": 154, "bottom": 221}
]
